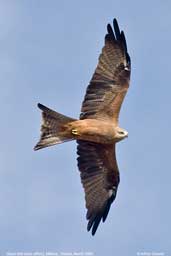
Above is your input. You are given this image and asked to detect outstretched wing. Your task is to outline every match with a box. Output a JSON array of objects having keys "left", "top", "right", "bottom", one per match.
[
  {"left": 80, "top": 18, "right": 131, "bottom": 124},
  {"left": 77, "top": 141, "right": 120, "bottom": 235}
]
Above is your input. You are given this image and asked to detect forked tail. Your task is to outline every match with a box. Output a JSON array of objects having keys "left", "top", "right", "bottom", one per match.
[{"left": 34, "top": 103, "right": 76, "bottom": 150}]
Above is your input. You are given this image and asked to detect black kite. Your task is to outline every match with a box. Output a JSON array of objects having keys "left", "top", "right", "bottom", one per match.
[{"left": 34, "top": 18, "right": 131, "bottom": 235}]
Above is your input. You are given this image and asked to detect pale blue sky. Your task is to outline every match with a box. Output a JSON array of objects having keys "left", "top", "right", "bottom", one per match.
[{"left": 1, "top": 0, "right": 171, "bottom": 255}]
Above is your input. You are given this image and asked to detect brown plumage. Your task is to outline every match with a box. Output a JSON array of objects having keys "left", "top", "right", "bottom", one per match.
[{"left": 34, "top": 18, "right": 131, "bottom": 235}]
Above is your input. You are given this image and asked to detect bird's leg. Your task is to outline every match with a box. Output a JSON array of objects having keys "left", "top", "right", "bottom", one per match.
[{"left": 71, "top": 128, "right": 80, "bottom": 136}]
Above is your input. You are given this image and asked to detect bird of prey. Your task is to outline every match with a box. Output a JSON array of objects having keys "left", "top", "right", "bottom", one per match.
[{"left": 34, "top": 18, "right": 131, "bottom": 236}]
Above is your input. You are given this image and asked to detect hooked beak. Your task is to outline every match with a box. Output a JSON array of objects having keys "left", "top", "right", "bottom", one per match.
[{"left": 125, "top": 132, "right": 128, "bottom": 138}]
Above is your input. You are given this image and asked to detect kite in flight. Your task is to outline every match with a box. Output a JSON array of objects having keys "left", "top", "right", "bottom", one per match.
[{"left": 34, "top": 18, "right": 131, "bottom": 235}]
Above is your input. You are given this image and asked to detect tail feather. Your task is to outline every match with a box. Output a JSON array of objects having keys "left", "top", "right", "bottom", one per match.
[{"left": 34, "top": 103, "right": 76, "bottom": 150}]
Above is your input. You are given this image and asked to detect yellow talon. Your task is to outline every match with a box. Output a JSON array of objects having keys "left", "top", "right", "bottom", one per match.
[{"left": 72, "top": 128, "right": 79, "bottom": 136}]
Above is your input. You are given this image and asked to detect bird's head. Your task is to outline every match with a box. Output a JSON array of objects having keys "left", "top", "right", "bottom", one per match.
[{"left": 116, "top": 127, "right": 128, "bottom": 142}]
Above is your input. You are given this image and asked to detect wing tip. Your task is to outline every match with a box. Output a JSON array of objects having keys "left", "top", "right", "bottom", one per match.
[
  {"left": 106, "top": 17, "right": 121, "bottom": 42},
  {"left": 37, "top": 102, "right": 49, "bottom": 112},
  {"left": 113, "top": 18, "right": 118, "bottom": 24},
  {"left": 113, "top": 18, "right": 121, "bottom": 40},
  {"left": 87, "top": 213, "right": 102, "bottom": 236},
  {"left": 106, "top": 18, "right": 130, "bottom": 53},
  {"left": 37, "top": 102, "right": 43, "bottom": 109},
  {"left": 86, "top": 194, "right": 116, "bottom": 236},
  {"left": 106, "top": 23, "right": 115, "bottom": 40}
]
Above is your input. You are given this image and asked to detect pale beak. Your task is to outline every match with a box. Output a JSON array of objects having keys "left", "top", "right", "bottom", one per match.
[{"left": 125, "top": 132, "right": 128, "bottom": 138}]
